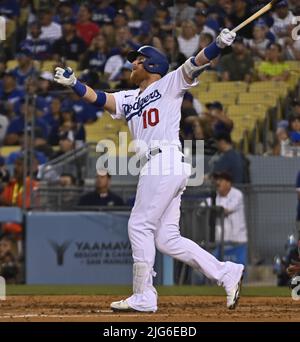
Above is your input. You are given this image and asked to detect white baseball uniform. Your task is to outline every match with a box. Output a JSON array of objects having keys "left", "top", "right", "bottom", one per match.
[{"left": 111, "top": 66, "right": 243, "bottom": 311}]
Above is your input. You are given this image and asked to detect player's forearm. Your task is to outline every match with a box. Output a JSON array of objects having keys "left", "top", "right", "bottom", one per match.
[
  {"left": 71, "top": 80, "right": 116, "bottom": 113},
  {"left": 193, "top": 29, "right": 236, "bottom": 67}
]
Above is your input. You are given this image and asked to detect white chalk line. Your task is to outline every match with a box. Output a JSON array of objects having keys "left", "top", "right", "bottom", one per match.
[{"left": 0, "top": 311, "right": 168, "bottom": 319}]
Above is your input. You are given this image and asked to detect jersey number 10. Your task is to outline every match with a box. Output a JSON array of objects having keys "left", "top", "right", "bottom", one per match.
[{"left": 142, "top": 108, "right": 159, "bottom": 129}]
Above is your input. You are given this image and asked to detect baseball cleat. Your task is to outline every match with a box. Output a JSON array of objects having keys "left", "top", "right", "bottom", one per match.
[
  {"left": 226, "top": 266, "right": 244, "bottom": 310},
  {"left": 110, "top": 299, "right": 137, "bottom": 312},
  {"left": 110, "top": 299, "right": 157, "bottom": 313}
]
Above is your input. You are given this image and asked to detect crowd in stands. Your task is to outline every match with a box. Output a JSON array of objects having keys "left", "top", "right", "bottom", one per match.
[{"left": 0, "top": 0, "right": 298, "bottom": 209}]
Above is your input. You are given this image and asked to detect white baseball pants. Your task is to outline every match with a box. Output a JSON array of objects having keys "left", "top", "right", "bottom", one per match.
[{"left": 127, "top": 147, "right": 242, "bottom": 310}]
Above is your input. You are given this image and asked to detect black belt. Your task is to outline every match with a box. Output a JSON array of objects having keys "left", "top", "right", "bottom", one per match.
[
  {"left": 139, "top": 147, "right": 162, "bottom": 169},
  {"left": 138, "top": 147, "right": 184, "bottom": 169}
]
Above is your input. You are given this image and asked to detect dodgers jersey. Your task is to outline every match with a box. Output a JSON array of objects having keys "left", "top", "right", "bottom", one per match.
[{"left": 111, "top": 66, "right": 198, "bottom": 155}]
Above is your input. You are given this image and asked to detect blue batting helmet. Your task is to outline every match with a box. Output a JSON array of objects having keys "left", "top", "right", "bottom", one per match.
[{"left": 127, "top": 45, "right": 169, "bottom": 77}]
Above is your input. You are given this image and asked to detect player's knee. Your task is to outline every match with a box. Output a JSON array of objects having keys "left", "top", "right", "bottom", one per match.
[{"left": 155, "top": 233, "right": 171, "bottom": 255}]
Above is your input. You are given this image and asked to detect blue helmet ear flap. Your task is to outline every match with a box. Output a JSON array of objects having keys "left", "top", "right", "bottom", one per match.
[{"left": 127, "top": 46, "right": 169, "bottom": 77}]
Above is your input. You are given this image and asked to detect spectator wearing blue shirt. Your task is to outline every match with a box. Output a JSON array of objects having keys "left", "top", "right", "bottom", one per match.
[
  {"left": 289, "top": 114, "right": 300, "bottom": 146},
  {"left": 80, "top": 33, "right": 108, "bottom": 73},
  {"left": 205, "top": 102, "right": 233, "bottom": 136},
  {"left": 48, "top": 106, "right": 85, "bottom": 146},
  {"left": 53, "top": 0, "right": 78, "bottom": 24},
  {"left": 5, "top": 98, "right": 48, "bottom": 145},
  {"left": 0, "top": 71, "right": 24, "bottom": 117},
  {"left": 0, "top": 0, "right": 19, "bottom": 19},
  {"left": 20, "top": 22, "right": 52, "bottom": 61},
  {"left": 91, "top": 0, "right": 116, "bottom": 25},
  {"left": 12, "top": 49, "right": 38, "bottom": 91},
  {"left": 67, "top": 92, "right": 99, "bottom": 123},
  {"left": 211, "top": 132, "right": 245, "bottom": 184},
  {"left": 43, "top": 97, "right": 62, "bottom": 133},
  {"left": 52, "top": 18, "right": 86, "bottom": 62}
]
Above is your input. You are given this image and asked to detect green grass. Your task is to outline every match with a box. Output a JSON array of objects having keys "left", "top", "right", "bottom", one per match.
[{"left": 6, "top": 285, "right": 291, "bottom": 297}]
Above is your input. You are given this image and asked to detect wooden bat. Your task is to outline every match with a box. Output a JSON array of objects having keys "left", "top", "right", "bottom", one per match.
[{"left": 232, "top": 0, "right": 280, "bottom": 33}]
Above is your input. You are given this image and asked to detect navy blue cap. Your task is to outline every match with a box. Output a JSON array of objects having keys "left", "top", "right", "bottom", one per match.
[
  {"left": 276, "top": 0, "right": 288, "bottom": 8},
  {"left": 206, "top": 101, "right": 223, "bottom": 110}
]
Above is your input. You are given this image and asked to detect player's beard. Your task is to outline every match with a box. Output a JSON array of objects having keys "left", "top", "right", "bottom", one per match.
[{"left": 130, "top": 69, "right": 148, "bottom": 86}]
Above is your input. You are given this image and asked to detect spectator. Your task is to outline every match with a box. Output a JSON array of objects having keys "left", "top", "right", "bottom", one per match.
[
  {"left": 182, "top": 91, "right": 203, "bottom": 116},
  {"left": 0, "top": 0, "right": 19, "bottom": 20},
  {"left": 91, "top": 0, "right": 116, "bottom": 25},
  {"left": 168, "top": 0, "right": 196, "bottom": 25},
  {"left": 114, "top": 62, "right": 136, "bottom": 90},
  {"left": 0, "top": 71, "right": 25, "bottom": 117},
  {"left": 150, "top": 4, "right": 173, "bottom": 36},
  {"left": 38, "top": 8, "right": 62, "bottom": 43},
  {"left": 48, "top": 107, "right": 86, "bottom": 146},
  {"left": 205, "top": 101, "right": 233, "bottom": 136},
  {"left": 80, "top": 33, "right": 108, "bottom": 73},
  {"left": 289, "top": 114, "right": 300, "bottom": 146},
  {"left": 123, "top": 4, "right": 151, "bottom": 38},
  {"left": 59, "top": 173, "right": 76, "bottom": 187},
  {"left": 52, "top": 18, "right": 86, "bottom": 62},
  {"left": 272, "top": 121, "right": 291, "bottom": 156},
  {"left": 14, "top": 76, "right": 48, "bottom": 115},
  {"left": 37, "top": 71, "right": 55, "bottom": 104},
  {"left": 245, "top": 21, "right": 272, "bottom": 61},
  {"left": 104, "top": 41, "right": 132, "bottom": 81},
  {"left": 0, "top": 156, "right": 10, "bottom": 190},
  {"left": 78, "top": 69, "right": 109, "bottom": 90},
  {"left": 212, "top": 171, "right": 248, "bottom": 245},
  {"left": 78, "top": 170, "right": 124, "bottom": 207},
  {"left": 162, "top": 35, "right": 186, "bottom": 71},
  {"left": 12, "top": 49, "right": 37, "bottom": 91},
  {"left": 58, "top": 173, "right": 77, "bottom": 209},
  {"left": 271, "top": 0, "right": 296, "bottom": 39},
  {"left": 211, "top": 132, "right": 245, "bottom": 184},
  {"left": 43, "top": 97, "right": 62, "bottom": 135},
  {"left": 0, "top": 154, "right": 39, "bottom": 211},
  {"left": 136, "top": 0, "right": 157, "bottom": 22},
  {"left": 5, "top": 98, "right": 48, "bottom": 145},
  {"left": 51, "top": 130, "right": 76, "bottom": 159},
  {"left": 20, "top": 21, "right": 52, "bottom": 61},
  {"left": 54, "top": 0, "right": 76, "bottom": 24},
  {"left": 219, "top": 36, "right": 254, "bottom": 82},
  {"left": 67, "top": 92, "right": 99, "bottom": 124},
  {"left": 177, "top": 20, "right": 200, "bottom": 58},
  {"left": 192, "top": 117, "right": 217, "bottom": 156},
  {"left": 0, "top": 234, "right": 20, "bottom": 284},
  {"left": 257, "top": 43, "right": 290, "bottom": 81},
  {"left": 194, "top": 9, "right": 216, "bottom": 38},
  {"left": 76, "top": 4, "right": 100, "bottom": 46},
  {"left": 228, "top": 0, "right": 253, "bottom": 39}
]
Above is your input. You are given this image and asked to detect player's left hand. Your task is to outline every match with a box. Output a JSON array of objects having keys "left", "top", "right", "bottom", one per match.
[
  {"left": 216, "top": 28, "right": 236, "bottom": 48},
  {"left": 53, "top": 67, "right": 77, "bottom": 87}
]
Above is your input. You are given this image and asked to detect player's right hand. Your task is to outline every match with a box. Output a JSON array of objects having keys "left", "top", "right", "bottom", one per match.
[
  {"left": 53, "top": 67, "right": 77, "bottom": 87},
  {"left": 216, "top": 28, "right": 236, "bottom": 48}
]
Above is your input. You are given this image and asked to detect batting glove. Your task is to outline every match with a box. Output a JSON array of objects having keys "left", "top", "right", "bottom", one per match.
[
  {"left": 53, "top": 67, "right": 77, "bottom": 87},
  {"left": 216, "top": 28, "right": 236, "bottom": 48}
]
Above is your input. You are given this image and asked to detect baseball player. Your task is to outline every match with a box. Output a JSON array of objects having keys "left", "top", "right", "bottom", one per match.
[{"left": 53, "top": 28, "right": 244, "bottom": 312}]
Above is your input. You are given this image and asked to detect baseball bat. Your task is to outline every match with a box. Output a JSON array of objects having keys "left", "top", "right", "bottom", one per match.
[{"left": 232, "top": 0, "right": 280, "bottom": 33}]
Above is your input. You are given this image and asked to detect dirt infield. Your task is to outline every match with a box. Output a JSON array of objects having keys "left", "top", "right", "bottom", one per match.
[{"left": 0, "top": 295, "right": 299, "bottom": 322}]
